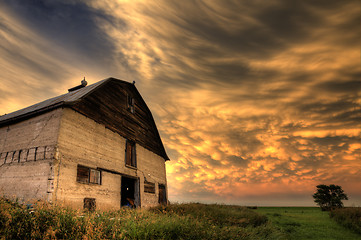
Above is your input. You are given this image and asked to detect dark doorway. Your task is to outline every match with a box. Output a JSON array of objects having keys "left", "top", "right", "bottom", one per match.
[
  {"left": 121, "top": 176, "right": 139, "bottom": 208},
  {"left": 158, "top": 184, "right": 167, "bottom": 205}
]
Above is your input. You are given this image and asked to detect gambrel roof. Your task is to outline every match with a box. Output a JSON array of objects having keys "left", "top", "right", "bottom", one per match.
[{"left": 0, "top": 77, "right": 169, "bottom": 160}]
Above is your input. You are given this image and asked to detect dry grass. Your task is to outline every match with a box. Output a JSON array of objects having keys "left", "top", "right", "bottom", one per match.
[{"left": 0, "top": 198, "right": 284, "bottom": 240}]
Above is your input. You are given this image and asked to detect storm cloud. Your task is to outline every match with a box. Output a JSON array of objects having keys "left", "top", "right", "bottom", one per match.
[{"left": 0, "top": 0, "right": 360, "bottom": 206}]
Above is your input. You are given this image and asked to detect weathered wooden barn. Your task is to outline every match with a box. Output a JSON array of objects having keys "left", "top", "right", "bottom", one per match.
[{"left": 0, "top": 77, "right": 169, "bottom": 210}]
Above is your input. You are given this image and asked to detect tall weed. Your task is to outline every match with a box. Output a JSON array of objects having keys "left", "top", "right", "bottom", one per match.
[
  {"left": 0, "top": 197, "right": 284, "bottom": 239},
  {"left": 330, "top": 207, "right": 361, "bottom": 234}
]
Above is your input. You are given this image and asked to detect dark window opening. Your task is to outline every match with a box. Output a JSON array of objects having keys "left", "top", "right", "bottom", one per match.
[
  {"left": 77, "top": 165, "right": 101, "bottom": 184},
  {"left": 10, "top": 151, "right": 15, "bottom": 162},
  {"left": 158, "top": 184, "right": 167, "bottom": 205},
  {"left": 84, "top": 198, "right": 96, "bottom": 211},
  {"left": 144, "top": 181, "right": 155, "bottom": 194},
  {"left": 34, "top": 147, "right": 38, "bottom": 161},
  {"left": 125, "top": 140, "right": 136, "bottom": 168},
  {"left": 2, "top": 152, "right": 8, "bottom": 164},
  {"left": 127, "top": 94, "right": 135, "bottom": 113},
  {"left": 18, "top": 150, "right": 22, "bottom": 163}
]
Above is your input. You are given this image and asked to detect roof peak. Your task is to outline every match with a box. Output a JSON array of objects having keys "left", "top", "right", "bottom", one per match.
[{"left": 68, "top": 77, "right": 88, "bottom": 92}]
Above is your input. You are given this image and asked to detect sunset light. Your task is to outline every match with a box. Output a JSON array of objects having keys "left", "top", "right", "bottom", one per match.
[{"left": 0, "top": 0, "right": 360, "bottom": 207}]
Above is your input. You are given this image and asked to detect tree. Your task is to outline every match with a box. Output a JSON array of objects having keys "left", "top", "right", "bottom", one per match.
[{"left": 312, "top": 184, "right": 348, "bottom": 211}]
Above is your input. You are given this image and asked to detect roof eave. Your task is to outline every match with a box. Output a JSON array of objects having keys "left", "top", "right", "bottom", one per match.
[{"left": 0, "top": 102, "right": 67, "bottom": 128}]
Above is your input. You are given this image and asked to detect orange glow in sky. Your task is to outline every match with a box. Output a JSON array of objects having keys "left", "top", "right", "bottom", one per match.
[{"left": 0, "top": 0, "right": 360, "bottom": 206}]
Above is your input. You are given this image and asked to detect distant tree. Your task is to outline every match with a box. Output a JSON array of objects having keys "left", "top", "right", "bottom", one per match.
[{"left": 313, "top": 184, "right": 348, "bottom": 211}]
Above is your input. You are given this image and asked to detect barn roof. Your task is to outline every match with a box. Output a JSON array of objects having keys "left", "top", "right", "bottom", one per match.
[
  {"left": 0, "top": 79, "right": 108, "bottom": 124},
  {"left": 0, "top": 77, "right": 169, "bottom": 160}
]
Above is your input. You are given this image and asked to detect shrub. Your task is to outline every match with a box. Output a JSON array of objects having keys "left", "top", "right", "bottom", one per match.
[{"left": 330, "top": 207, "right": 361, "bottom": 234}]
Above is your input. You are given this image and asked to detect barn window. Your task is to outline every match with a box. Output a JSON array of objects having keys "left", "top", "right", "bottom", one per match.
[
  {"left": 17, "top": 150, "right": 22, "bottom": 163},
  {"left": 158, "top": 184, "right": 167, "bottom": 205},
  {"left": 89, "top": 169, "right": 101, "bottom": 184},
  {"left": 77, "top": 165, "right": 101, "bottom": 184},
  {"left": 84, "top": 198, "right": 96, "bottom": 211},
  {"left": 144, "top": 181, "right": 155, "bottom": 194},
  {"left": 125, "top": 140, "right": 136, "bottom": 168},
  {"left": 127, "top": 94, "right": 135, "bottom": 113}
]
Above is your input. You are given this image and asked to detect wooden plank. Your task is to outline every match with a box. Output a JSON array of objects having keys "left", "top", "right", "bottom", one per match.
[{"left": 71, "top": 80, "right": 169, "bottom": 160}]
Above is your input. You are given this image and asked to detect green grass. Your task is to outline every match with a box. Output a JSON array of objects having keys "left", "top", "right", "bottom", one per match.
[
  {"left": 2, "top": 197, "right": 360, "bottom": 240},
  {"left": 256, "top": 207, "right": 361, "bottom": 240},
  {"left": 330, "top": 207, "right": 361, "bottom": 234},
  {"left": 0, "top": 198, "right": 284, "bottom": 240}
]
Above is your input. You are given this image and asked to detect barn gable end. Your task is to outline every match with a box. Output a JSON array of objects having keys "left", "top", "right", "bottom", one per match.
[{"left": 0, "top": 78, "right": 169, "bottom": 209}]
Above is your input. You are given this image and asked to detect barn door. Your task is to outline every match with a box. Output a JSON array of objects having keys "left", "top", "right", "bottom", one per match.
[
  {"left": 158, "top": 184, "right": 167, "bottom": 205},
  {"left": 121, "top": 176, "right": 140, "bottom": 208}
]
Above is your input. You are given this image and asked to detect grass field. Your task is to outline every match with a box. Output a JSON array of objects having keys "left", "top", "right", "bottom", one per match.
[
  {"left": 1, "top": 197, "right": 360, "bottom": 239},
  {"left": 256, "top": 207, "right": 361, "bottom": 240},
  {"left": 0, "top": 198, "right": 284, "bottom": 240}
]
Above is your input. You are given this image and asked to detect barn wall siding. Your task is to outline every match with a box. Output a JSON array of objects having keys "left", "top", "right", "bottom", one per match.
[
  {"left": 55, "top": 108, "right": 167, "bottom": 210},
  {"left": 0, "top": 109, "right": 62, "bottom": 153},
  {"left": 0, "top": 160, "right": 53, "bottom": 201},
  {"left": 0, "top": 109, "right": 61, "bottom": 201},
  {"left": 71, "top": 80, "right": 168, "bottom": 160},
  {"left": 137, "top": 143, "right": 167, "bottom": 207}
]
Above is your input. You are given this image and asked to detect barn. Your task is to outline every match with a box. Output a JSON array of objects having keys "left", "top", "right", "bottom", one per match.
[{"left": 0, "top": 77, "right": 169, "bottom": 210}]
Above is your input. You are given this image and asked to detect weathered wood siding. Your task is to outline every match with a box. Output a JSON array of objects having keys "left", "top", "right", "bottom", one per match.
[
  {"left": 0, "top": 109, "right": 61, "bottom": 201},
  {"left": 70, "top": 79, "right": 168, "bottom": 160},
  {"left": 55, "top": 108, "right": 167, "bottom": 210}
]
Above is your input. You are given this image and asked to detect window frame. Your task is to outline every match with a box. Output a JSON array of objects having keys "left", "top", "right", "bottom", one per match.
[
  {"left": 127, "top": 94, "right": 135, "bottom": 113},
  {"left": 76, "top": 165, "right": 101, "bottom": 185},
  {"left": 144, "top": 180, "right": 156, "bottom": 194},
  {"left": 125, "top": 140, "right": 137, "bottom": 168}
]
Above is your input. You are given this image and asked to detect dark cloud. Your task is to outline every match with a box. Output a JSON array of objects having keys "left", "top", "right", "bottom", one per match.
[
  {"left": 316, "top": 79, "right": 361, "bottom": 94},
  {"left": 1, "top": 0, "right": 360, "bottom": 206},
  {"left": 2, "top": 0, "right": 126, "bottom": 64}
]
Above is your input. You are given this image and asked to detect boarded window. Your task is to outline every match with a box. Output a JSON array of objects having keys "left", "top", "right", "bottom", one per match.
[
  {"left": 12, "top": 151, "right": 20, "bottom": 163},
  {"left": 127, "top": 95, "right": 135, "bottom": 113},
  {"left": 144, "top": 181, "right": 155, "bottom": 194},
  {"left": 77, "top": 165, "right": 101, "bottom": 185},
  {"left": 0, "top": 152, "right": 7, "bottom": 164},
  {"left": 158, "top": 184, "right": 167, "bottom": 205},
  {"left": 125, "top": 140, "right": 136, "bottom": 168},
  {"left": 84, "top": 198, "right": 96, "bottom": 211},
  {"left": 89, "top": 169, "right": 101, "bottom": 184},
  {"left": 17, "top": 150, "right": 22, "bottom": 163},
  {"left": 20, "top": 149, "right": 28, "bottom": 162},
  {"left": 27, "top": 148, "right": 36, "bottom": 161},
  {"left": 4, "top": 152, "right": 10, "bottom": 164}
]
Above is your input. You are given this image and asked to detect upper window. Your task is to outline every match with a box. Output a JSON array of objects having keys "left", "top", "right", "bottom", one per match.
[
  {"left": 125, "top": 140, "right": 137, "bottom": 168},
  {"left": 77, "top": 165, "right": 101, "bottom": 184},
  {"left": 127, "top": 94, "right": 135, "bottom": 113}
]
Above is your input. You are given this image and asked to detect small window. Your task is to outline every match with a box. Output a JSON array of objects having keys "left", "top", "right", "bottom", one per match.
[
  {"left": 127, "top": 94, "right": 135, "bottom": 113},
  {"left": 84, "top": 198, "right": 96, "bottom": 211},
  {"left": 158, "top": 184, "right": 167, "bottom": 205},
  {"left": 90, "top": 169, "right": 101, "bottom": 184},
  {"left": 144, "top": 181, "right": 155, "bottom": 194},
  {"left": 125, "top": 140, "right": 136, "bottom": 168},
  {"left": 77, "top": 165, "right": 101, "bottom": 185}
]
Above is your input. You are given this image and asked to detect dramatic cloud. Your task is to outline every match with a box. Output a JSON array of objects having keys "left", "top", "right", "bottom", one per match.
[{"left": 0, "top": 0, "right": 360, "bottom": 206}]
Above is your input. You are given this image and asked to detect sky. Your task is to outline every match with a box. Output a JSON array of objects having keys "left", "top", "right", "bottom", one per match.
[{"left": 0, "top": 0, "right": 360, "bottom": 206}]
